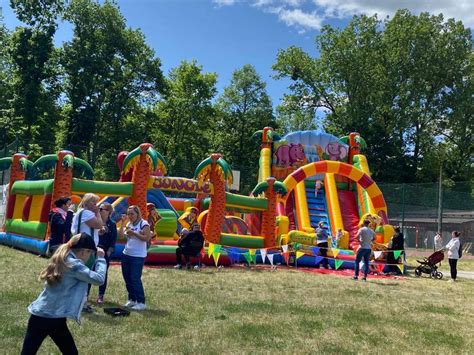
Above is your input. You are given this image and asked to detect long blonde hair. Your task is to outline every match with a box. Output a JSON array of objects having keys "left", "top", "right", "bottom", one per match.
[
  {"left": 78, "top": 193, "right": 99, "bottom": 209},
  {"left": 40, "top": 234, "right": 83, "bottom": 285},
  {"left": 128, "top": 205, "right": 143, "bottom": 222}
]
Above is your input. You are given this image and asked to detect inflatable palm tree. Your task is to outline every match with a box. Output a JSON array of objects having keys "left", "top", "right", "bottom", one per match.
[
  {"left": 122, "top": 143, "right": 167, "bottom": 218},
  {"left": 194, "top": 154, "right": 233, "bottom": 244},
  {"left": 252, "top": 177, "right": 287, "bottom": 247}
]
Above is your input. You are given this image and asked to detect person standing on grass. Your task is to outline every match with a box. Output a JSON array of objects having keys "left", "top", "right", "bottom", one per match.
[
  {"left": 434, "top": 232, "right": 443, "bottom": 251},
  {"left": 96, "top": 202, "right": 117, "bottom": 304},
  {"left": 48, "top": 197, "right": 74, "bottom": 256},
  {"left": 119, "top": 205, "right": 151, "bottom": 311},
  {"left": 386, "top": 226, "right": 404, "bottom": 274},
  {"left": 444, "top": 231, "right": 461, "bottom": 282},
  {"left": 21, "top": 233, "right": 106, "bottom": 355},
  {"left": 71, "top": 193, "right": 104, "bottom": 313},
  {"left": 353, "top": 220, "right": 376, "bottom": 281}
]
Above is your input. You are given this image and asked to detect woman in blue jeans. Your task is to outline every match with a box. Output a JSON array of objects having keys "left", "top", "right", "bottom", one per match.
[
  {"left": 353, "top": 220, "right": 376, "bottom": 281},
  {"left": 119, "top": 205, "right": 151, "bottom": 311}
]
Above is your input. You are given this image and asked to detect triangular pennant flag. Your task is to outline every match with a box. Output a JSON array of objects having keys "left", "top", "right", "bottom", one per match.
[
  {"left": 335, "top": 259, "right": 344, "bottom": 270},
  {"left": 282, "top": 252, "right": 289, "bottom": 265},
  {"left": 207, "top": 243, "right": 215, "bottom": 257},
  {"left": 374, "top": 251, "right": 383, "bottom": 259},
  {"left": 397, "top": 264, "right": 404, "bottom": 274},
  {"left": 249, "top": 249, "right": 257, "bottom": 264},
  {"left": 296, "top": 251, "right": 305, "bottom": 259},
  {"left": 213, "top": 252, "right": 221, "bottom": 266},
  {"left": 393, "top": 250, "right": 402, "bottom": 260},
  {"left": 312, "top": 247, "right": 320, "bottom": 256},
  {"left": 260, "top": 249, "right": 267, "bottom": 263},
  {"left": 281, "top": 244, "right": 288, "bottom": 253},
  {"left": 314, "top": 255, "right": 323, "bottom": 265},
  {"left": 376, "top": 264, "right": 385, "bottom": 274},
  {"left": 243, "top": 251, "right": 252, "bottom": 264},
  {"left": 214, "top": 244, "right": 222, "bottom": 254},
  {"left": 332, "top": 248, "right": 340, "bottom": 258},
  {"left": 267, "top": 253, "right": 274, "bottom": 266}
]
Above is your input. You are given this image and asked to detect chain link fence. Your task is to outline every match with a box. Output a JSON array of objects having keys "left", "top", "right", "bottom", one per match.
[{"left": 379, "top": 182, "right": 474, "bottom": 255}]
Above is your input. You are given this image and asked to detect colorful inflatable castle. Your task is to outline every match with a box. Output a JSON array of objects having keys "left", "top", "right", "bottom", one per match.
[{"left": 0, "top": 128, "right": 402, "bottom": 272}]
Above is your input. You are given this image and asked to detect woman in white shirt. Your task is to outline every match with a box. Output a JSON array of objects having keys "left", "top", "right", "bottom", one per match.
[
  {"left": 444, "top": 231, "right": 461, "bottom": 282},
  {"left": 119, "top": 205, "right": 151, "bottom": 311},
  {"left": 71, "top": 193, "right": 104, "bottom": 247}
]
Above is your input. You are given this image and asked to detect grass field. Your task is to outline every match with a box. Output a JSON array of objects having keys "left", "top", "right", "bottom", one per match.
[{"left": 1, "top": 245, "right": 473, "bottom": 354}]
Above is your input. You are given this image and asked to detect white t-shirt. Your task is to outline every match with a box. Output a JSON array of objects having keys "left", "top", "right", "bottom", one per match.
[
  {"left": 123, "top": 219, "right": 149, "bottom": 258},
  {"left": 71, "top": 209, "right": 99, "bottom": 246},
  {"left": 446, "top": 238, "right": 460, "bottom": 259}
]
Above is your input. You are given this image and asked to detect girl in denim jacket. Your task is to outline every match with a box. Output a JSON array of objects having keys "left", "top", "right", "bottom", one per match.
[{"left": 21, "top": 233, "right": 106, "bottom": 355}]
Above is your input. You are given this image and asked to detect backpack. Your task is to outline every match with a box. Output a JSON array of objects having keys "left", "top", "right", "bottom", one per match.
[{"left": 458, "top": 243, "right": 463, "bottom": 259}]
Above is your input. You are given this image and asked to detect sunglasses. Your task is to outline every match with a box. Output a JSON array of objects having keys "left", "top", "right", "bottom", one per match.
[{"left": 99, "top": 208, "right": 111, "bottom": 212}]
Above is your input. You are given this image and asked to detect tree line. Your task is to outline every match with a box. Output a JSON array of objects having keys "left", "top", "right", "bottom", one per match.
[{"left": 0, "top": 1, "right": 472, "bottom": 193}]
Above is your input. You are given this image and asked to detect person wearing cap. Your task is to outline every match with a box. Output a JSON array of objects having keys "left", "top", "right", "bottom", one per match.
[
  {"left": 315, "top": 221, "right": 330, "bottom": 269},
  {"left": 178, "top": 206, "right": 198, "bottom": 230},
  {"left": 174, "top": 224, "right": 205, "bottom": 270},
  {"left": 21, "top": 233, "right": 106, "bottom": 354}
]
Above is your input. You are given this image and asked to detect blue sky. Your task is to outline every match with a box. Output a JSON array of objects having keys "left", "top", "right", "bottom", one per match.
[{"left": 1, "top": 0, "right": 472, "bottom": 107}]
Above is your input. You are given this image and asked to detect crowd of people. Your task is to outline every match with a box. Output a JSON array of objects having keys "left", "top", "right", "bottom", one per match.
[{"left": 20, "top": 194, "right": 465, "bottom": 354}]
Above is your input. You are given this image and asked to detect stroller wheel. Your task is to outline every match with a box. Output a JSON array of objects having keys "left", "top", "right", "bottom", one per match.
[
  {"left": 435, "top": 271, "right": 443, "bottom": 279},
  {"left": 415, "top": 268, "right": 422, "bottom": 277}
]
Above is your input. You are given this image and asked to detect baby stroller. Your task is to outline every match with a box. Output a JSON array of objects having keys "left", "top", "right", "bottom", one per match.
[{"left": 414, "top": 250, "right": 444, "bottom": 279}]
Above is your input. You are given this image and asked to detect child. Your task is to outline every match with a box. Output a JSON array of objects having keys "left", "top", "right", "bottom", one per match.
[{"left": 21, "top": 233, "right": 106, "bottom": 355}]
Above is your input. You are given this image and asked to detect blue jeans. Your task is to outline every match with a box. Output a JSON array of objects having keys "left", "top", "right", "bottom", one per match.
[
  {"left": 121, "top": 254, "right": 146, "bottom": 303},
  {"left": 354, "top": 248, "right": 371, "bottom": 277}
]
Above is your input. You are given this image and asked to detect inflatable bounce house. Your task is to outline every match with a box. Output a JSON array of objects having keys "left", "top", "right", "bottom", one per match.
[{"left": 0, "top": 128, "right": 403, "bottom": 272}]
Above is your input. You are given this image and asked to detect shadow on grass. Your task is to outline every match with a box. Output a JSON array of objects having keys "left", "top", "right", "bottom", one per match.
[{"left": 370, "top": 282, "right": 401, "bottom": 287}]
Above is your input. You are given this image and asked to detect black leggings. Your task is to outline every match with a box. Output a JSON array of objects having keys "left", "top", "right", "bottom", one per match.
[
  {"left": 317, "top": 242, "right": 329, "bottom": 268},
  {"left": 448, "top": 258, "right": 458, "bottom": 280},
  {"left": 21, "top": 314, "right": 77, "bottom": 355}
]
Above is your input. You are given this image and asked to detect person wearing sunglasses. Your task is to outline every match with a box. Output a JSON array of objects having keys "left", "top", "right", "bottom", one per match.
[{"left": 96, "top": 202, "right": 117, "bottom": 304}]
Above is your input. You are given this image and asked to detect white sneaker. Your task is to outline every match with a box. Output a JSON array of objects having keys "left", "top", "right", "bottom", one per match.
[
  {"left": 448, "top": 279, "right": 456, "bottom": 283},
  {"left": 131, "top": 302, "right": 146, "bottom": 311},
  {"left": 174, "top": 264, "right": 183, "bottom": 269},
  {"left": 124, "top": 300, "right": 137, "bottom": 307}
]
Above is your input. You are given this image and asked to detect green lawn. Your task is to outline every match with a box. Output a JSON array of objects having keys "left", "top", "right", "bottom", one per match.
[{"left": 1, "top": 245, "right": 473, "bottom": 354}]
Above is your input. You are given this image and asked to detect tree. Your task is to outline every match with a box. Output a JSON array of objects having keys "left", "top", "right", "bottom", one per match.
[
  {"left": 9, "top": 0, "right": 65, "bottom": 155},
  {"left": 153, "top": 60, "right": 218, "bottom": 177},
  {"left": 215, "top": 65, "right": 275, "bottom": 193},
  {"left": 61, "top": 0, "right": 165, "bottom": 178},
  {"left": 273, "top": 10, "right": 473, "bottom": 184},
  {"left": 0, "top": 17, "right": 15, "bottom": 146}
]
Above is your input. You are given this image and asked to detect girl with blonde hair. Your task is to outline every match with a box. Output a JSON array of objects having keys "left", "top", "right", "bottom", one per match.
[
  {"left": 119, "top": 205, "right": 151, "bottom": 311},
  {"left": 21, "top": 233, "right": 106, "bottom": 354},
  {"left": 71, "top": 193, "right": 104, "bottom": 246}
]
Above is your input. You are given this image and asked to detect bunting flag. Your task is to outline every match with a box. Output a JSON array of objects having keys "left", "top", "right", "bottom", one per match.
[
  {"left": 214, "top": 244, "right": 222, "bottom": 254},
  {"left": 376, "top": 264, "right": 385, "bottom": 274},
  {"left": 243, "top": 251, "right": 252, "bottom": 264},
  {"left": 397, "top": 264, "right": 404, "bottom": 273},
  {"left": 200, "top": 248, "right": 206, "bottom": 259},
  {"left": 213, "top": 252, "right": 221, "bottom": 266},
  {"left": 207, "top": 243, "right": 215, "bottom": 257},
  {"left": 267, "top": 253, "right": 274, "bottom": 266},
  {"left": 331, "top": 248, "right": 340, "bottom": 258},
  {"left": 374, "top": 251, "right": 383, "bottom": 259},
  {"left": 282, "top": 251, "right": 290, "bottom": 265},
  {"left": 248, "top": 249, "right": 257, "bottom": 264},
  {"left": 296, "top": 251, "right": 305, "bottom": 259},
  {"left": 281, "top": 244, "right": 288, "bottom": 253},
  {"left": 314, "top": 255, "right": 323, "bottom": 265},
  {"left": 393, "top": 250, "right": 403, "bottom": 260},
  {"left": 260, "top": 249, "right": 267, "bottom": 264},
  {"left": 335, "top": 259, "right": 344, "bottom": 270},
  {"left": 312, "top": 247, "right": 320, "bottom": 255}
]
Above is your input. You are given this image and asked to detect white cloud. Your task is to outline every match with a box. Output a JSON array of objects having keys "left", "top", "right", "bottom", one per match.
[
  {"left": 213, "top": 0, "right": 237, "bottom": 6},
  {"left": 313, "top": 0, "right": 474, "bottom": 27},
  {"left": 215, "top": 0, "right": 474, "bottom": 31},
  {"left": 273, "top": 7, "right": 323, "bottom": 30}
]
